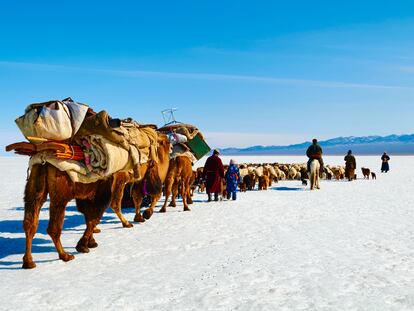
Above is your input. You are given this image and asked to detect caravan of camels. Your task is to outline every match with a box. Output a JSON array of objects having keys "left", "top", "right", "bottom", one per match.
[{"left": 5, "top": 98, "right": 371, "bottom": 269}]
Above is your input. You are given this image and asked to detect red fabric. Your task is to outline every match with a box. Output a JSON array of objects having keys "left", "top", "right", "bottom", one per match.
[
  {"left": 309, "top": 154, "right": 321, "bottom": 159},
  {"left": 202, "top": 155, "right": 224, "bottom": 194}
]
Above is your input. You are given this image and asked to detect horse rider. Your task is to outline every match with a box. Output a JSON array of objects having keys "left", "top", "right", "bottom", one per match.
[{"left": 306, "top": 138, "right": 324, "bottom": 176}]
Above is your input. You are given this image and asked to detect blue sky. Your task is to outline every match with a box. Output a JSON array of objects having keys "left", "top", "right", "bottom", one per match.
[{"left": 1, "top": 1, "right": 414, "bottom": 151}]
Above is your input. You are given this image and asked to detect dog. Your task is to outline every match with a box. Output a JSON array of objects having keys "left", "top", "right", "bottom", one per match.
[
  {"left": 371, "top": 172, "right": 376, "bottom": 180},
  {"left": 361, "top": 167, "right": 371, "bottom": 179}
]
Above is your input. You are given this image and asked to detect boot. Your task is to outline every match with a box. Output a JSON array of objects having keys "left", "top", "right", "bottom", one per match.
[
  {"left": 207, "top": 193, "right": 212, "bottom": 202},
  {"left": 214, "top": 193, "right": 219, "bottom": 201},
  {"left": 232, "top": 192, "right": 237, "bottom": 201}
]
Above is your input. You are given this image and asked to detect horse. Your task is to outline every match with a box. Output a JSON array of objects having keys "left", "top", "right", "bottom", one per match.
[{"left": 309, "top": 159, "right": 320, "bottom": 190}]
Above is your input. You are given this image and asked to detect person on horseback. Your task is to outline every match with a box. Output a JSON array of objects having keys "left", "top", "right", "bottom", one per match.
[{"left": 306, "top": 138, "right": 324, "bottom": 176}]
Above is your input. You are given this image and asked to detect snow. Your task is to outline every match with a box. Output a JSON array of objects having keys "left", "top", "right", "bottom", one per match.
[{"left": 1, "top": 155, "right": 414, "bottom": 310}]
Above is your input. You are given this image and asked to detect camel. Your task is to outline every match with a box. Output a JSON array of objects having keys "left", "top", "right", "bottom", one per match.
[
  {"left": 22, "top": 163, "right": 113, "bottom": 269},
  {"left": 109, "top": 134, "right": 171, "bottom": 227},
  {"left": 22, "top": 135, "right": 170, "bottom": 269},
  {"left": 309, "top": 159, "right": 321, "bottom": 190},
  {"left": 159, "top": 155, "right": 193, "bottom": 213}
]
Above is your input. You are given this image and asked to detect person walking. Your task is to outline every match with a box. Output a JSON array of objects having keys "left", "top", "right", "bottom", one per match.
[
  {"left": 306, "top": 138, "right": 324, "bottom": 176},
  {"left": 202, "top": 149, "right": 225, "bottom": 201},
  {"left": 225, "top": 159, "right": 242, "bottom": 200},
  {"left": 381, "top": 152, "right": 390, "bottom": 173},
  {"left": 344, "top": 150, "right": 357, "bottom": 181}
]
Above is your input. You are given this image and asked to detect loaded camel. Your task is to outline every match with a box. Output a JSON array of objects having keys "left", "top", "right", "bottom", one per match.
[
  {"left": 22, "top": 135, "right": 170, "bottom": 269},
  {"left": 159, "top": 155, "right": 194, "bottom": 213},
  {"left": 23, "top": 163, "right": 113, "bottom": 269},
  {"left": 109, "top": 134, "right": 171, "bottom": 227}
]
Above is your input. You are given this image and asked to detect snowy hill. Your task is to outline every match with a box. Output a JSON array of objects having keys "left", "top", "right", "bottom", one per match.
[{"left": 221, "top": 134, "right": 414, "bottom": 155}]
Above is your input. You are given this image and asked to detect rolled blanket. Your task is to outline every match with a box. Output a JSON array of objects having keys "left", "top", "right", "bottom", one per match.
[
  {"left": 80, "top": 135, "right": 131, "bottom": 176},
  {"left": 29, "top": 135, "right": 134, "bottom": 183}
]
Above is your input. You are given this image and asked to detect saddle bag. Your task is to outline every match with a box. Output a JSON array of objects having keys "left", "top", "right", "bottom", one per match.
[{"left": 15, "top": 98, "right": 88, "bottom": 143}]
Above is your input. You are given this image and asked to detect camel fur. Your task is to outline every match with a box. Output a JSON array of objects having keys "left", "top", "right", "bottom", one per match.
[{"left": 159, "top": 155, "right": 194, "bottom": 213}]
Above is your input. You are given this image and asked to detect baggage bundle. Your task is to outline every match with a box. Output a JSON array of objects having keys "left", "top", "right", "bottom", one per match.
[
  {"left": 158, "top": 123, "right": 211, "bottom": 162},
  {"left": 7, "top": 98, "right": 159, "bottom": 183},
  {"left": 15, "top": 98, "right": 88, "bottom": 142}
]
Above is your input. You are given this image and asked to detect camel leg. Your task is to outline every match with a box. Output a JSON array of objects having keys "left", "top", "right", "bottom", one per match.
[
  {"left": 75, "top": 204, "right": 95, "bottom": 253},
  {"left": 187, "top": 193, "right": 193, "bottom": 205},
  {"left": 160, "top": 177, "right": 173, "bottom": 213},
  {"left": 76, "top": 178, "right": 112, "bottom": 252},
  {"left": 110, "top": 178, "right": 133, "bottom": 228},
  {"left": 42, "top": 166, "right": 75, "bottom": 263},
  {"left": 47, "top": 199, "right": 75, "bottom": 262},
  {"left": 76, "top": 200, "right": 106, "bottom": 253},
  {"left": 22, "top": 203, "right": 43, "bottom": 269},
  {"left": 143, "top": 193, "right": 160, "bottom": 220},
  {"left": 187, "top": 185, "right": 194, "bottom": 205},
  {"left": 132, "top": 183, "right": 145, "bottom": 222},
  {"left": 169, "top": 181, "right": 178, "bottom": 207},
  {"left": 182, "top": 180, "right": 191, "bottom": 212},
  {"left": 75, "top": 214, "right": 97, "bottom": 253},
  {"left": 22, "top": 165, "right": 48, "bottom": 269}
]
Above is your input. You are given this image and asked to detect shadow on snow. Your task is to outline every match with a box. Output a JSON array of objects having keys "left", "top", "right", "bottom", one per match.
[
  {"left": 0, "top": 205, "right": 115, "bottom": 268},
  {"left": 271, "top": 186, "right": 304, "bottom": 191}
]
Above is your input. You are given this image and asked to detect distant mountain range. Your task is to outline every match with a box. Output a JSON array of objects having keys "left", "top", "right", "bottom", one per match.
[{"left": 221, "top": 134, "right": 414, "bottom": 155}]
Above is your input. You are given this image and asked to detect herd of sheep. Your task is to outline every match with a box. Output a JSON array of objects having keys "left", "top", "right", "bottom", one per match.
[{"left": 195, "top": 163, "right": 351, "bottom": 193}]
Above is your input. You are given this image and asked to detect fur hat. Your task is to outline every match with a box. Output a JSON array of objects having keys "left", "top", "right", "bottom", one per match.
[
  {"left": 312, "top": 138, "right": 318, "bottom": 144},
  {"left": 213, "top": 149, "right": 220, "bottom": 155},
  {"left": 230, "top": 159, "right": 237, "bottom": 165}
]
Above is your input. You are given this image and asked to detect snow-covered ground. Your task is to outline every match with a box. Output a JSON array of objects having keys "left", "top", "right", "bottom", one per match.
[{"left": 1, "top": 155, "right": 414, "bottom": 311}]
